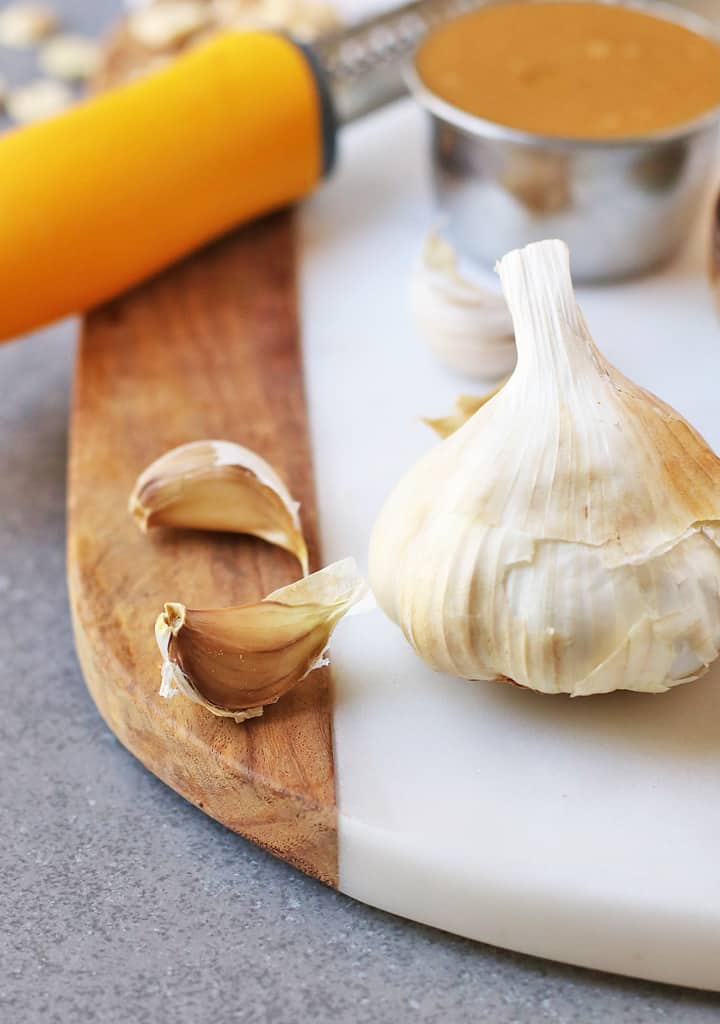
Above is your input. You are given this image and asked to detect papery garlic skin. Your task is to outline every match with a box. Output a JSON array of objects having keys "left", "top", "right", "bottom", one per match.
[
  {"left": 424, "top": 382, "right": 508, "bottom": 439},
  {"left": 409, "top": 233, "right": 516, "bottom": 380},
  {"left": 129, "top": 439, "right": 309, "bottom": 575},
  {"left": 156, "top": 558, "right": 368, "bottom": 721},
  {"left": 371, "top": 239, "right": 720, "bottom": 696}
]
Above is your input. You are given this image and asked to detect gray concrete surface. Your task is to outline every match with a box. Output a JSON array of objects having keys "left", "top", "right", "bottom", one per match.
[
  {"left": 3, "top": 324, "right": 720, "bottom": 1023},
  {"left": 3, "top": 1, "right": 720, "bottom": 1022}
]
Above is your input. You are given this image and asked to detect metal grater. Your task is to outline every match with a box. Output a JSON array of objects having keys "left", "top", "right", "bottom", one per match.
[{"left": 312, "top": 0, "right": 482, "bottom": 123}]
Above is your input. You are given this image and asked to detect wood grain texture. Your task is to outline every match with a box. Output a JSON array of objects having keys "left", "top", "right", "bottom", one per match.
[{"left": 67, "top": 213, "right": 338, "bottom": 885}]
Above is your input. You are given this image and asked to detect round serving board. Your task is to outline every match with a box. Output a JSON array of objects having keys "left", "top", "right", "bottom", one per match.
[{"left": 68, "top": 2, "right": 720, "bottom": 994}]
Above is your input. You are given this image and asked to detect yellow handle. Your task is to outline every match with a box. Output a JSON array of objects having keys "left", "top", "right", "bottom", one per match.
[{"left": 0, "top": 31, "right": 324, "bottom": 342}]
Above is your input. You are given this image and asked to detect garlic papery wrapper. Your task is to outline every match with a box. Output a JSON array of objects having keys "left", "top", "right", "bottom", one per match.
[
  {"left": 156, "top": 558, "right": 368, "bottom": 721},
  {"left": 371, "top": 239, "right": 720, "bottom": 696},
  {"left": 129, "top": 440, "right": 309, "bottom": 575},
  {"left": 409, "top": 233, "right": 516, "bottom": 380},
  {"left": 424, "top": 381, "right": 509, "bottom": 440}
]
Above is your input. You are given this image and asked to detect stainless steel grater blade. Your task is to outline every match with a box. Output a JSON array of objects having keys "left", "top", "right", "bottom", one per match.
[{"left": 312, "top": 0, "right": 481, "bottom": 123}]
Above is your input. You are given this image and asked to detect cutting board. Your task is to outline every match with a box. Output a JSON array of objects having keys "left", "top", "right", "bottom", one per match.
[
  {"left": 67, "top": 211, "right": 337, "bottom": 886},
  {"left": 68, "top": 14, "right": 720, "bottom": 995}
]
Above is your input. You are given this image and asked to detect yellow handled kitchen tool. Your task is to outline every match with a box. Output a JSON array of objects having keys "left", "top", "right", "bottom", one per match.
[{"left": 0, "top": 0, "right": 471, "bottom": 342}]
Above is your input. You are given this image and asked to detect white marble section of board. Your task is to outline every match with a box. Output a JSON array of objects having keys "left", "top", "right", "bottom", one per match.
[{"left": 299, "top": 97, "right": 720, "bottom": 990}]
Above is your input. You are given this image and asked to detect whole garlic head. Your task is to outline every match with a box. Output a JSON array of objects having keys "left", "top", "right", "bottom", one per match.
[
  {"left": 409, "top": 232, "right": 516, "bottom": 380},
  {"left": 371, "top": 239, "right": 720, "bottom": 696}
]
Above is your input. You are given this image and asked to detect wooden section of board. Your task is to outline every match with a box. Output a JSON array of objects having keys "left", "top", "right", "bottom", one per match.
[{"left": 67, "top": 212, "right": 337, "bottom": 885}]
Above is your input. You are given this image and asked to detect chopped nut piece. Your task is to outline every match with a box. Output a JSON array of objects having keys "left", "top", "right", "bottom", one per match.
[
  {"left": 128, "top": 1, "right": 210, "bottom": 50},
  {"left": 6, "top": 78, "right": 72, "bottom": 123},
  {"left": 0, "top": 3, "right": 57, "bottom": 47},
  {"left": 39, "top": 34, "right": 100, "bottom": 81},
  {"left": 210, "top": 0, "right": 257, "bottom": 23}
]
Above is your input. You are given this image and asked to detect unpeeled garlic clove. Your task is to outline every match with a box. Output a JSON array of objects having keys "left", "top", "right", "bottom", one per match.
[
  {"left": 129, "top": 439, "right": 309, "bottom": 575},
  {"left": 423, "top": 380, "right": 508, "bottom": 439},
  {"left": 371, "top": 238, "right": 720, "bottom": 696},
  {"left": 409, "top": 232, "right": 516, "bottom": 380},
  {"left": 156, "top": 558, "right": 368, "bottom": 721}
]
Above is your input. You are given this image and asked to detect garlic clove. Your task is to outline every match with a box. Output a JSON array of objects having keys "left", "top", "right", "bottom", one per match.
[
  {"left": 156, "top": 558, "right": 368, "bottom": 721},
  {"left": 129, "top": 439, "right": 310, "bottom": 575},
  {"left": 409, "top": 232, "right": 516, "bottom": 380},
  {"left": 128, "top": 1, "right": 209, "bottom": 50},
  {"left": 39, "top": 34, "right": 101, "bottom": 81},
  {"left": 371, "top": 238, "right": 720, "bottom": 696},
  {"left": 423, "top": 380, "right": 508, "bottom": 439},
  {"left": 0, "top": 3, "right": 57, "bottom": 47},
  {"left": 6, "top": 78, "right": 72, "bottom": 123}
]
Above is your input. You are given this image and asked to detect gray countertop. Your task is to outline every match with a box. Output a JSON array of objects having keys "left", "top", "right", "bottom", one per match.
[
  {"left": 4, "top": 330, "right": 720, "bottom": 1024},
  {"left": 3, "top": 2, "right": 720, "bottom": 1021}
]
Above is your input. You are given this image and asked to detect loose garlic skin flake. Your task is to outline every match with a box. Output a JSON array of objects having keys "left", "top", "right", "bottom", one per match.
[
  {"left": 371, "top": 239, "right": 720, "bottom": 696},
  {"left": 129, "top": 439, "right": 309, "bottom": 575},
  {"left": 423, "top": 382, "right": 508, "bottom": 440},
  {"left": 156, "top": 559, "right": 368, "bottom": 721},
  {"left": 409, "top": 233, "right": 516, "bottom": 380}
]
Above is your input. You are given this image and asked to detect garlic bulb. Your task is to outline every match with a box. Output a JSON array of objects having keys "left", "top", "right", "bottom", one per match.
[
  {"left": 156, "top": 558, "right": 367, "bottom": 721},
  {"left": 371, "top": 239, "right": 720, "bottom": 696},
  {"left": 408, "top": 232, "right": 516, "bottom": 379}
]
